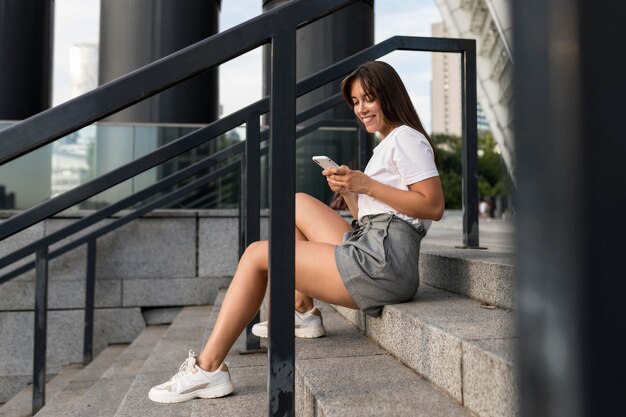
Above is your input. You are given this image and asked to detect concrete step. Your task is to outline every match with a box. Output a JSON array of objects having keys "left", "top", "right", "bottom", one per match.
[
  {"left": 296, "top": 303, "right": 473, "bottom": 417},
  {"left": 0, "top": 364, "right": 82, "bottom": 417},
  {"left": 24, "top": 280, "right": 512, "bottom": 417},
  {"left": 423, "top": 212, "right": 516, "bottom": 310},
  {"left": 34, "top": 344, "right": 128, "bottom": 417},
  {"left": 333, "top": 284, "right": 518, "bottom": 417},
  {"left": 114, "top": 296, "right": 267, "bottom": 417},
  {"left": 2, "top": 250, "right": 515, "bottom": 417},
  {"left": 115, "top": 288, "right": 473, "bottom": 416},
  {"left": 0, "top": 305, "right": 175, "bottom": 417},
  {"left": 62, "top": 324, "right": 169, "bottom": 417},
  {"left": 420, "top": 243, "right": 515, "bottom": 310}
]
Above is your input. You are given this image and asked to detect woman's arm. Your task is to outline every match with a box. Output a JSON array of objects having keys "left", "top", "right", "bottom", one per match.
[
  {"left": 323, "top": 168, "right": 359, "bottom": 219},
  {"left": 368, "top": 176, "right": 444, "bottom": 220},
  {"left": 340, "top": 192, "right": 359, "bottom": 219},
  {"left": 327, "top": 166, "right": 445, "bottom": 220}
]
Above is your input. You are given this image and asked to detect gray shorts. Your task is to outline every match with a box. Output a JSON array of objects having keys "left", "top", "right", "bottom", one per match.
[{"left": 335, "top": 213, "right": 426, "bottom": 317}]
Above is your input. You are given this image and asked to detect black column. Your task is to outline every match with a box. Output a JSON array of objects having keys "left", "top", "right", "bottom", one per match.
[
  {"left": 98, "top": 0, "right": 221, "bottom": 208},
  {"left": 0, "top": 0, "right": 53, "bottom": 120},
  {"left": 263, "top": 0, "right": 373, "bottom": 120},
  {"left": 99, "top": 0, "right": 220, "bottom": 124},
  {"left": 261, "top": 0, "right": 374, "bottom": 207},
  {"left": 515, "top": 1, "right": 626, "bottom": 416}
]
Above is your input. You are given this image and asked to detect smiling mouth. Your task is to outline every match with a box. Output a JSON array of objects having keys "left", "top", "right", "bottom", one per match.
[{"left": 361, "top": 115, "right": 374, "bottom": 124}]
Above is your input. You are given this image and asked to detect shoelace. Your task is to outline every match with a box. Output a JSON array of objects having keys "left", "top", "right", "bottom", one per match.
[{"left": 170, "top": 350, "right": 197, "bottom": 382}]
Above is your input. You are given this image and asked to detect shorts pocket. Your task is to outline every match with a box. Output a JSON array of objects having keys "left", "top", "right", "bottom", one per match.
[
  {"left": 341, "top": 222, "right": 391, "bottom": 277},
  {"left": 360, "top": 218, "right": 394, "bottom": 276}
]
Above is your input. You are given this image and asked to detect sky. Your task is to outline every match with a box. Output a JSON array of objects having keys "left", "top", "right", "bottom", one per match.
[{"left": 52, "top": 0, "right": 442, "bottom": 131}]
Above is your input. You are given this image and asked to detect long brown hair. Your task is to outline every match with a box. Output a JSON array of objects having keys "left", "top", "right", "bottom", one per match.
[{"left": 340, "top": 61, "right": 438, "bottom": 164}]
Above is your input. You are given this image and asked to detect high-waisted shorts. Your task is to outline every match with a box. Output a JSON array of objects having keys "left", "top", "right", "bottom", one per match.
[{"left": 335, "top": 213, "right": 426, "bottom": 317}]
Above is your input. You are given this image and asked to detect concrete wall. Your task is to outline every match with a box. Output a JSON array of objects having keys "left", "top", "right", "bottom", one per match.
[{"left": 0, "top": 209, "right": 257, "bottom": 402}]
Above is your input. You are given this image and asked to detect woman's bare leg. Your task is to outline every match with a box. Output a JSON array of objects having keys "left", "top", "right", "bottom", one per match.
[
  {"left": 196, "top": 194, "right": 355, "bottom": 372},
  {"left": 295, "top": 193, "right": 351, "bottom": 244},
  {"left": 293, "top": 193, "right": 351, "bottom": 312},
  {"left": 294, "top": 227, "right": 315, "bottom": 313},
  {"left": 196, "top": 240, "right": 269, "bottom": 372}
]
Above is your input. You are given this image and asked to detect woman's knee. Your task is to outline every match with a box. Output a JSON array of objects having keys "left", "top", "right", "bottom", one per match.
[
  {"left": 296, "top": 193, "right": 313, "bottom": 223},
  {"left": 241, "top": 240, "right": 268, "bottom": 269},
  {"left": 295, "top": 192, "right": 326, "bottom": 221},
  {"left": 295, "top": 192, "right": 315, "bottom": 210}
]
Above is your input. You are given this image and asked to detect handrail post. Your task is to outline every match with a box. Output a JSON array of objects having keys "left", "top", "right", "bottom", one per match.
[
  {"left": 32, "top": 247, "right": 49, "bottom": 415},
  {"left": 268, "top": 27, "right": 296, "bottom": 417},
  {"left": 242, "top": 115, "right": 263, "bottom": 352},
  {"left": 83, "top": 239, "right": 97, "bottom": 365},
  {"left": 239, "top": 158, "right": 246, "bottom": 257},
  {"left": 460, "top": 42, "right": 482, "bottom": 249}
]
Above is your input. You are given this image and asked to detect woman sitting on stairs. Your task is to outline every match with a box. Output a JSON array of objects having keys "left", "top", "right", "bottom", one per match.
[{"left": 148, "top": 60, "right": 444, "bottom": 404}]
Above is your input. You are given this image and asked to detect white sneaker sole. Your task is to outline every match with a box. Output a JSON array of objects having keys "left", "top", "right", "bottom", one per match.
[
  {"left": 251, "top": 324, "right": 325, "bottom": 339},
  {"left": 148, "top": 380, "right": 235, "bottom": 403}
]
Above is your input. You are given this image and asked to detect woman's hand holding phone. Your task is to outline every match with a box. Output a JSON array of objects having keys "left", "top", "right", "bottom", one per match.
[
  {"left": 312, "top": 155, "right": 370, "bottom": 194},
  {"left": 312, "top": 155, "right": 345, "bottom": 191},
  {"left": 328, "top": 166, "right": 372, "bottom": 195}
]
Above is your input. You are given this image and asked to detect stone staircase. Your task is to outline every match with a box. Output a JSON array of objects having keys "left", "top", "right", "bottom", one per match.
[
  {"left": 333, "top": 284, "right": 516, "bottom": 417},
  {"left": 0, "top": 216, "right": 517, "bottom": 417},
  {"left": 1, "top": 272, "right": 516, "bottom": 416}
]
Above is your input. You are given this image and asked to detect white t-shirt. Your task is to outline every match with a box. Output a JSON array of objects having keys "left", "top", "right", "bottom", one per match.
[{"left": 358, "top": 125, "right": 439, "bottom": 231}]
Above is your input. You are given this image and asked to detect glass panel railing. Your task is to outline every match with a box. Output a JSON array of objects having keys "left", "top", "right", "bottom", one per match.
[
  {"left": 258, "top": 123, "right": 361, "bottom": 209},
  {"left": 0, "top": 121, "right": 360, "bottom": 212},
  {"left": 0, "top": 121, "right": 246, "bottom": 210},
  {"left": 0, "top": 122, "right": 55, "bottom": 210},
  {"left": 295, "top": 125, "right": 359, "bottom": 208}
]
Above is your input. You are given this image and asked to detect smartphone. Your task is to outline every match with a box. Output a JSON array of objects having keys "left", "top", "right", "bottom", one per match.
[{"left": 312, "top": 155, "right": 340, "bottom": 170}]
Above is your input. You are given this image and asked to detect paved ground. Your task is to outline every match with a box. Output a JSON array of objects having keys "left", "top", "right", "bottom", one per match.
[{"left": 425, "top": 210, "right": 515, "bottom": 254}]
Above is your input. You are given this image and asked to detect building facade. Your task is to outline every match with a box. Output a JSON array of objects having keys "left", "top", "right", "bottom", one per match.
[{"left": 431, "top": 22, "right": 490, "bottom": 136}]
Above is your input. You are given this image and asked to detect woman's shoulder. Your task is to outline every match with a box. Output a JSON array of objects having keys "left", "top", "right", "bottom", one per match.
[{"left": 390, "top": 125, "right": 428, "bottom": 143}]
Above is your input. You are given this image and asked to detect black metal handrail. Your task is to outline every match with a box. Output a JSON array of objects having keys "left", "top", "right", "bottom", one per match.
[
  {"left": 0, "top": 35, "right": 478, "bottom": 245},
  {"left": 0, "top": 118, "right": 353, "bottom": 284},
  {"left": 0, "top": 101, "right": 264, "bottom": 242},
  {"left": 0, "top": 95, "right": 355, "bottom": 281},
  {"left": 0, "top": 3, "right": 478, "bottom": 412},
  {"left": 0, "top": 146, "right": 243, "bottom": 282}
]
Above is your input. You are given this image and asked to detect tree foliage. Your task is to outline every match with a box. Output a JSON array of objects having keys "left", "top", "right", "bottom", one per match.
[{"left": 431, "top": 131, "right": 509, "bottom": 209}]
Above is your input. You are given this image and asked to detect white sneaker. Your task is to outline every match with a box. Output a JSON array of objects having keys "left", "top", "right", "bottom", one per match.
[
  {"left": 251, "top": 307, "right": 326, "bottom": 339},
  {"left": 148, "top": 350, "right": 235, "bottom": 403}
]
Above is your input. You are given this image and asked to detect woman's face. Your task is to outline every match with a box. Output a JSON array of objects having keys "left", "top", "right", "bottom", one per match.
[{"left": 350, "top": 80, "right": 395, "bottom": 139}]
